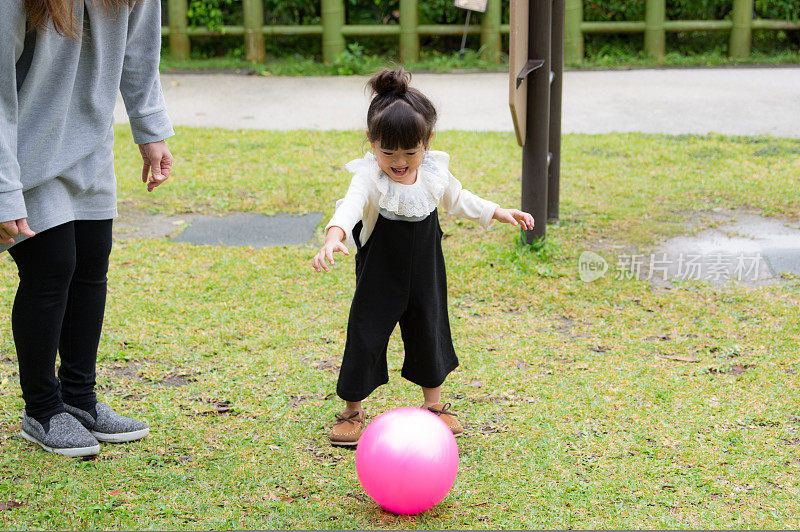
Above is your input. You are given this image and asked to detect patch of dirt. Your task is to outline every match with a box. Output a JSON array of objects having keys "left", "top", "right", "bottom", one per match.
[
  {"left": 705, "top": 364, "right": 753, "bottom": 375},
  {"left": 102, "top": 361, "right": 146, "bottom": 379},
  {"left": 305, "top": 440, "right": 348, "bottom": 463},
  {"left": 310, "top": 358, "right": 340, "bottom": 373},
  {"left": 588, "top": 345, "right": 611, "bottom": 353},
  {"left": 100, "top": 362, "right": 198, "bottom": 388},
  {"left": 288, "top": 393, "right": 334, "bottom": 407},
  {"left": 182, "top": 398, "right": 236, "bottom": 416},
  {"left": 473, "top": 421, "right": 507, "bottom": 434},
  {"left": 155, "top": 371, "right": 198, "bottom": 387}
]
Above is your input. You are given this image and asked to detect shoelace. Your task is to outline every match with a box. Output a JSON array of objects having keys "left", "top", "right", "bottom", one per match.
[
  {"left": 427, "top": 402, "right": 457, "bottom": 417},
  {"left": 334, "top": 411, "right": 361, "bottom": 426}
]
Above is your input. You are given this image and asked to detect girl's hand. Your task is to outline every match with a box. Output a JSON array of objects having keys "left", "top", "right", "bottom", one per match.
[
  {"left": 493, "top": 207, "right": 535, "bottom": 230},
  {"left": 0, "top": 218, "right": 35, "bottom": 245},
  {"left": 138, "top": 140, "right": 174, "bottom": 192},
  {"left": 312, "top": 226, "right": 349, "bottom": 272}
]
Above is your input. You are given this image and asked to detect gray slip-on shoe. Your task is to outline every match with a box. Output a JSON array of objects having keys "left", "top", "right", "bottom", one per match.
[
  {"left": 64, "top": 402, "right": 149, "bottom": 443},
  {"left": 20, "top": 412, "right": 100, "bottom": 457}
]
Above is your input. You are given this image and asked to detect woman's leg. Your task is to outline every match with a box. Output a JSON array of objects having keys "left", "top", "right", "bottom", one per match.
[
  {"left": 8, "top": 222, "right": 77, "bottom": 424},
  {"left": 58, "top": 220, "right": 113, "bottom": 413}
]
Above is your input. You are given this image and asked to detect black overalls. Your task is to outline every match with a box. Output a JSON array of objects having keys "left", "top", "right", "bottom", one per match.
[{"left": 336, "top": 209, "right": 459, "bottom": 402}]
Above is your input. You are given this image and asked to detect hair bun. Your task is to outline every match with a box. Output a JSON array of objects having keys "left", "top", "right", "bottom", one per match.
[{"left": 368, "top": 68, "right": 410, "bottom": 96}]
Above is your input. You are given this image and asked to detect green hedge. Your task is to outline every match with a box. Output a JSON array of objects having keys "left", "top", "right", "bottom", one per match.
[{"left": 162, "top": 0, "right": 800, "bottom": 60}]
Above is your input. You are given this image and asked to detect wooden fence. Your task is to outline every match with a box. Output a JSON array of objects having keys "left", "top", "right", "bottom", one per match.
[
  {"left": 163, "top": 0, "right": 800, "bottom": 65},
  {"left": 565, "top": 0, "right": 800, "bottom": 63}
]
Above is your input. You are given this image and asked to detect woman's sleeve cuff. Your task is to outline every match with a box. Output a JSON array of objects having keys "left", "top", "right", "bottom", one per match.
[
  {"left": 129, "top": 109, "right": 175, "bottom": 145},
  {"left": 0, "top": 188, "right": 27, "bottom": 221}
]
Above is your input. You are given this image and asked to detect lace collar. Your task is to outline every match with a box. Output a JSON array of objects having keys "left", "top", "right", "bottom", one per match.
[{"left": 344, "top": 151, "right": 451, "bottom": 218}]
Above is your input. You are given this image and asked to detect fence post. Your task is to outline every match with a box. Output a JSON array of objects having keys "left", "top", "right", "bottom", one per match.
[
  {"left": 399, "top": 0, "right": 419, "bottom": 63},
  {"left": 480, "top": 0, "right": 501, "bottom": 61},
  {"left": 564, "top": 0, "right": 583, "bottom": 64},
  {"left": 168, "top": 0, "right": 190, "bottom": 61},
  {"left": 321, "top": 0, "right": 346, "bottom": 64},
  {"left": 243, "top": 0, "right": 266, "bottom": 61},
  {"left": 644, "top": 0, "right": 665, "bottom": 62},
  {"left": 730, "top": 0, "right": 753, "bottom": 58}
]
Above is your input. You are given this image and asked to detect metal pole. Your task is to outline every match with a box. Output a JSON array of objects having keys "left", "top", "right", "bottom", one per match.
[
  {"left": 521, "top": 0, "right": 552, "bottom": 245},
  {"left": 243, "top": 0, "right": 266, "bottom": 62},
  {"left": 644, "top": 0, "right": 666, "bottom": 62},
  {"left": 460, "top": 11, "right": 471, "bottom": 56},
  {"left": 548, "top": 0, "right": 564, "bottom": 222},
  {"left": 168, "top": 0, "right": 190, "bottom": 61},
  {"left": 399, "top": 0, "right": 419, "bottom": 63},
  {"left": 321, "top": 0, "right": 346, "bottom": 64}
]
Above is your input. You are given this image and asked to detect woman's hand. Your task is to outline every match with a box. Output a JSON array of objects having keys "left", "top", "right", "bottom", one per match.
[
  {"left": 493, "top": 207, "right": 535, "bottom": 230},
  {"left": 312, "top": 226, "right": 349, "bottom": 272},
  {"left": 138, "top": 140, "right": 173, "bottom": 192},
  {"left": 0, "top": 218, "right": 35, "bottom": 245}
]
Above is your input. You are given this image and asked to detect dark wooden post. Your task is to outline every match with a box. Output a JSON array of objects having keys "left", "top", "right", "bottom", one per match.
[
  {"left": 548, "top": 0, "right": 564, "bottom": 222},
  {"left": 521, "top": 0, "right": 552, "bottom": 245}
]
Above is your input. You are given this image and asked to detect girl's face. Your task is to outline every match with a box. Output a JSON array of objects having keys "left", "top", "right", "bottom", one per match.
[{"left": 371, "top": 141, "right": 426, "bottom": 183}]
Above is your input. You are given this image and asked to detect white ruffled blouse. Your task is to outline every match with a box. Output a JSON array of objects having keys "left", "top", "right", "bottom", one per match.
[{"left": 325, "top": 150, "right": 498, "bottom": 247}]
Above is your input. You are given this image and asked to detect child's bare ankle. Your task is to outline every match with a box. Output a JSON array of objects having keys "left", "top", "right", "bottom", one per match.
[{"left": 341, "top": 405, "right": 364, "bottom": 416}]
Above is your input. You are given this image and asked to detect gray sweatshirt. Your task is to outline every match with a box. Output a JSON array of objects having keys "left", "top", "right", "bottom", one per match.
[{"left": 0, "top": 0, "right": 174, "bottom": 247}]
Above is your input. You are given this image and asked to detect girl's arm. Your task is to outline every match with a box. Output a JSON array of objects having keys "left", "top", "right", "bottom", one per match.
[
  {"left": 313, "top": 174, "right": 370, "bottom": 272},
  {"left": 441, "top": 172, "right": 534, "bottom": 230},
  {"left": 0, "top": 6, "right": 34, "bottom": 244},
  {"left": 440, "top": 171, "right": 498, "bottom": 227},
  {"left": 120, "top": 0, "right": 175, "bottom": 191}
]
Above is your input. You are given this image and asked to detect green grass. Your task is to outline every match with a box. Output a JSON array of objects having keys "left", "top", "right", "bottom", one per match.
[
  {"left": 2, "top": 128, "right": 800, "bottom": 529},
  {"left": 160, "top": 49, "right": 507, "bottom": 77},
  {"left": 575, "top": 48, "right": 800, "bottom": 69},
  {"left": 159, "top": 48, "right": 800, "bottom": 76}
]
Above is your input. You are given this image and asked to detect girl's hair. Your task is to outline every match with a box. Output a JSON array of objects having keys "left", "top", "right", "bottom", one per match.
[
  {"left": 366, "top": 68, "right": 437, "bottom": 150},
  {"left": 26, "top": 0, "right": 135, "bottom": 38}
]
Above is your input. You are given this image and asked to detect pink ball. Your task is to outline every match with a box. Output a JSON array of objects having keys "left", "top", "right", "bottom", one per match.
[{"left": 355, "top": 407, "right": 459, "bottom": 515}]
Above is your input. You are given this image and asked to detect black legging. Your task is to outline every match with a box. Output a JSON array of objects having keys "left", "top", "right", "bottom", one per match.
[{"left": 8, "top": 220, "right": 113, "bottom": 421}]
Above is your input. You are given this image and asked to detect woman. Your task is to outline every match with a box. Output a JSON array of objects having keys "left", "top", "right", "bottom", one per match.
[{"left": 1, "top": 0, "right": 174, "bottom": 457}]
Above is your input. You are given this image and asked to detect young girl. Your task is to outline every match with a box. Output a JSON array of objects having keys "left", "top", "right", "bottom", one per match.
[{"left": 312, "top": 68, "right": 534, "bottom": 446}]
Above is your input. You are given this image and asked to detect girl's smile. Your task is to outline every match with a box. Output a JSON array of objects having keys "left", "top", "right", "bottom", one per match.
[
  {"left": 390, "top": 165, "right": 408, "bottom": 177},
  {"left": 371, "top": 142, "right": 426, "bottom": 185}
]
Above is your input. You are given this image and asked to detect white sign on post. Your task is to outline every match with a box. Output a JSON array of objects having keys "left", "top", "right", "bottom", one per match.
[{"left": 454, "top": 0, "right": 488, "bottom": 13}]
